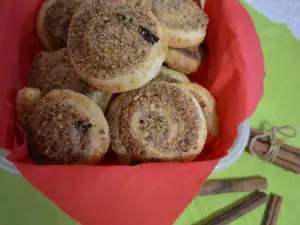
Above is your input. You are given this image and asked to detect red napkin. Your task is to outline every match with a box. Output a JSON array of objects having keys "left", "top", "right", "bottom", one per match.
[{"left": 0, "top": 0, "right": 264, "bottom": 224}]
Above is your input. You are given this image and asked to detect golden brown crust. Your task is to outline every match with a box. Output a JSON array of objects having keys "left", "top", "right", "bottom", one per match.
[
  {"left": 36, "top": 0, "right": 83, "bottom": 51},
  {"left": 28, "top": 90, "right": 110, "bottom": 165},
  {"left": 165, "top": 47, "right": 202, "bottom": 74},
  {"left": 68, "top": 2, "right": 168, "bottom": 93},
  {"left": 16, "top": 88, "right": 42, "bottom": 130},
  {"left": 167, "top": 31, "right": 206, "bottom": 48},
  {"left": 149, "top": 0, "right": 208, "bottom": 48},
  {"left": 107, "top": 81, "right": 207, "bottom": 164},
  {"left": 176, "top": 82, "right": 219, "bottom": 136},
  {"left": 153, "top": 66, "right": 190, "bottom": 83},
  {"left": 36, "top": 0, "right": 52, "bottom": 50}
]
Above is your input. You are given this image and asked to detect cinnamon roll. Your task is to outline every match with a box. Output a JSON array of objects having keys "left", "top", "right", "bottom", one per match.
[
  {"left": 165, "top": 46, "right": 202, "bottom": 74},
  {"left": 68, "top": 3, "right": 168, "bottom": 93},
  {"left": 36, "top": 0, "right": 83, "bottom": 50},
  {"left": 27, "top": 90, "right": 110, "bottom": 165},
  {"left": 107, "top": 81, "right": 207, "bottom": 164},
  {"left": 16, "top": 88, "right": 42, "bottom": 130},
  {"left": 28, "top": 49, "right": 112, "bottom": 111},
  {"left": 153, "top": 66, "right": 190, "bottom": 83},
  {"left": 176, "top": 83, "right": 219, "bottom": 136},
  {"left": 149, "top": 0, "right": 208, "bottom": 48}
]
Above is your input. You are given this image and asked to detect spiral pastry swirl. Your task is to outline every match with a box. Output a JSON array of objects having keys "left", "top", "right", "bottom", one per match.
[
  {"left": 107, "top": 81, "right": 207, "bottom": 164},
  {"left": 27, "top": 90, "right": 110, "bottom": 165},
  {"left": 68, "top": 2, "right": 167, "bottom": 93}
]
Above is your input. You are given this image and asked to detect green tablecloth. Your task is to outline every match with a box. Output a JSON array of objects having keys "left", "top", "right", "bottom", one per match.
[{"left": 1, "top": 2, "right": 300, "bottom": 225}]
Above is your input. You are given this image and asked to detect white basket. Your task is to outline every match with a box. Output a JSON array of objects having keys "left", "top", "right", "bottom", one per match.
[
  {"left": 0, "top": 148, "right": 20, "bottom": 175},
  {"left": 213, "top": 120, "right": 250, "bottom": 172},
  {"left": 0, "top": 120, "right": 249, "bottom": 176}
]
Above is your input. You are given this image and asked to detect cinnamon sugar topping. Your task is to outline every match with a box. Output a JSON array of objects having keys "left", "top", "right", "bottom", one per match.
[
  {"left": 28, "top": 49, "right": 90, "bottom": 94},
  {"left": 151, "top": 0, "right": 208, "bottom": 30},
  {"left": 68, "top": 4, "right": 158, "bottom": 79},
  {"left": 28, "top": 96, "right": 93, "bottom": 164}
]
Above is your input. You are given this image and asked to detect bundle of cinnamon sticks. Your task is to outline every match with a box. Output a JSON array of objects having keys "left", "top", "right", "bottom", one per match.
[
  {"left": 195, "top": 177, "right": 283, "bottom": 225},
  {"left": 248, "top": 128, "right": 300, "bottom": 174}
]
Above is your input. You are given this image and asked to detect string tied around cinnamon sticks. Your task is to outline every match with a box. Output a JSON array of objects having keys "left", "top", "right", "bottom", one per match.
[{"left": 249, "top": 126, "right": 298, "bottom": 162}]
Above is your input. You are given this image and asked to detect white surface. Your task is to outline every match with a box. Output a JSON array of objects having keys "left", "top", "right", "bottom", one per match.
[
  {"left": 245, "top": 0, "right": 300, "bottom": 40},
  {"left": 0, "top": 149, "right": 20, "bottom": 175}
]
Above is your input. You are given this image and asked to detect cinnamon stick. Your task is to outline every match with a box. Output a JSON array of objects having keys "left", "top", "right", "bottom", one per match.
[
  {"left": 248, "top": 140, "right": 300, "bottom": 174},
  {"left": 199, "top": 177, "right": 268, "bottom": 195},
  {"left": 250, "top": 128, "right": 300, "bottom": 157},
  {"left": 199, "top": 191, "right": 268, "bottom": 225},
  {"left": 263, "top": 194, "right": 283, "bottom": 225},
  {"left": 249, "top": 141, "right": 300, "bottom": 168},
  {"left": 273, "top": 157, "right": 300, "bottom": 174}
]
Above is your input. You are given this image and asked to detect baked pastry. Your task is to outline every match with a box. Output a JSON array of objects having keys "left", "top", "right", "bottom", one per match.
[
  {"left": 107, "top": 81, "right": 207, "bottom": 164},
  {"left": 153, "top": 66, "right": 190, "bottom": 83},
  {"left": 68, "top": 3, "right": 168, "bottom": 93},
  {"left": 36, "top": 0, "right": 83, "bottom": 50},
  {"left": 28, "top": 48, "right": 112, "bottom": 111},
  {"left": 176, "top": 82, "right": 219, "bottom": 136},
  {"left": 16, "top": 88, "right": 42, "bottom": 130},
  {"left": 28, "top": 48, "right": 89, "bottom": 95},
  {"left": 149, "top": 0, "right": 208, "bottom": 48},
  {"left": 27, "top": 90, "right": 110, "bottom": 165},
  {"left": 117, "top": 0, "right": 147, "bottom": 7},
  {"left": 165, "top": 46, "right": 202, "bottom": 74}
]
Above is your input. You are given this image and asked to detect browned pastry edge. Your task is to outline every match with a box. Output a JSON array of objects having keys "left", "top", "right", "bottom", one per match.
[
  {"left": 153, "top": 66, "right": 190, "bottom": 83},
  {"left": 36, "top": 0, "right": 82, "bottom": 50},
  {"left": 16, "top": 88, "right": 42, "bottom": 130},
  {"left": 176, "top": 82, "right": 219, "bottom": 136},
  {"left": 165, "top": 47, "right": 202, "bottom": 74},
  {"left": 36, "top": 0, "right": 53, "bottom": 50}
]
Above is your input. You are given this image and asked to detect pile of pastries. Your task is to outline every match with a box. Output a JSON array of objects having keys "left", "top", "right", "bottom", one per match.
[{"left": 17, "top": 0, "right": 219, "bottom": 165}]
